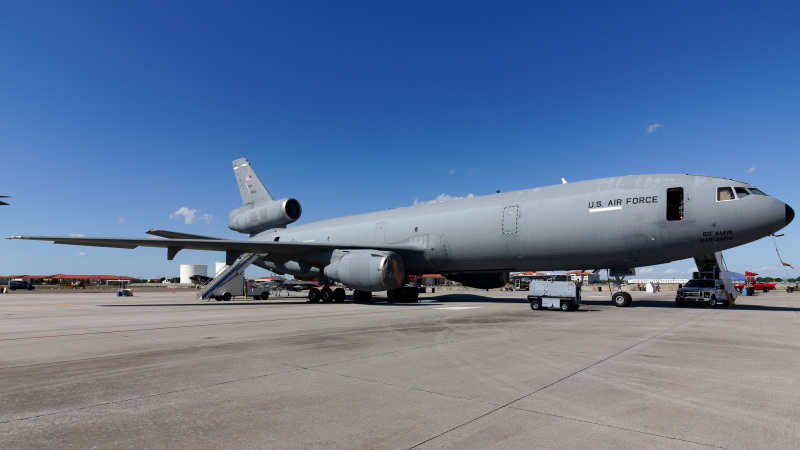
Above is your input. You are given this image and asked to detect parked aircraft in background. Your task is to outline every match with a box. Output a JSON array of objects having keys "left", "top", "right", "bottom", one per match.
[{"left": 9, "top": 158, "right": 793, "bottom": 306}]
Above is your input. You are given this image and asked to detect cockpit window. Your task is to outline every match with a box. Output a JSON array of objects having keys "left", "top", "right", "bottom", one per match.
[
  {"left": 734, "top": 187, "right": 750, "bottom": 199},
  {"left": 749, "top": 187, "right": 767, "bottom": 196},
  {"left": 717, "top": 187, "right": 735, "bottom": 201}
]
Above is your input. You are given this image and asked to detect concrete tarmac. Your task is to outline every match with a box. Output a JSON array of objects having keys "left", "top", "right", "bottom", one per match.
[{"left": 1, "top": 288, "right": 798, "bottom": 449}]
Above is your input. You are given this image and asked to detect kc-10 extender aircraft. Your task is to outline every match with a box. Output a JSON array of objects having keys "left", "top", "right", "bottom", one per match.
[{"left": 9, "top": 158, "right": 794, "bottom": 306}]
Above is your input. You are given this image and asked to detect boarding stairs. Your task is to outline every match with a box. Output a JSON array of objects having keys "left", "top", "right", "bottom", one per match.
[
  {"left": 197, "top": 253, "right": 261, "bottom": 300},
  {"left": 694, "top": 251, "right": 737, "bottom": 302}
]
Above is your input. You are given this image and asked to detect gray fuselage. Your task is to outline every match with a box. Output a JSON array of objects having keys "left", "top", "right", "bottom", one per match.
[{"left": 254, "top": 174, "right": 792, "bottom": 277}]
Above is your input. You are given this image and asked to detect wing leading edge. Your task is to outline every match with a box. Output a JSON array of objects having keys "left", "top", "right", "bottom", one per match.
[{"left": 6, "top": 235, "right": 421, "bottom": 262}]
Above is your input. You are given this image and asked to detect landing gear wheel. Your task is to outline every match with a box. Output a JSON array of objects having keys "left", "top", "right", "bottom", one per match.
[
  {"left": 353, "top": 290, "right": 372, "bottom": 303},
  {"left": 406, "top": 287, "right": 419, "bottom": 300},
  {"left": 708, "top": 296, "right": 717, "bottom": 308},
  {"left": 611, "top": 292, "right": 632, "bottom": 307},
  {"left": 308, "top": 288, "right": 321, "bottom": 303},
  {"left": 333, "top": 288, "right": 346, "bottom": 302},
  {"left": 321, "top": 288, "right": 334, "bottom": 303}
]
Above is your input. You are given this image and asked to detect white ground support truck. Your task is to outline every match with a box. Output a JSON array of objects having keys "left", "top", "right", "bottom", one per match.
[
  {"left": 208, "top": 274, "right": 271, "bottom": 301},
  {"left": 527, "top": 280, "right": 581, "bottom": 311}
]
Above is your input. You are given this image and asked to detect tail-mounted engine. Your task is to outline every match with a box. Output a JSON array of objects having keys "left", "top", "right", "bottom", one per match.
[
  {"left": 229, "top": 198, "right": 302, "bottom": 234},
  {"left": 324, "top": 250, "right": 406, "bottom": 292}
]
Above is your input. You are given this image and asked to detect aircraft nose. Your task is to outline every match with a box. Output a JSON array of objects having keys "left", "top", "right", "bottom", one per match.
[{"left": 787, "top": 204, "right": 795, "bottom": 226}]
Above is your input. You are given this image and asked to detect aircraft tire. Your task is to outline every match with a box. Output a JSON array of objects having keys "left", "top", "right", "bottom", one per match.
[
  {"left": 321, "top": 288, "right": 334, "bottom": 303},
  {"left": 611, "top": 292, "right": 632, "bottom": 307},
  {"left": 406, "top": 287, "right": 419, "bottom": 300},
  {"left": 333, "top": 288, "right": 346, "bottom": 302},
  {"left": 308, "top": 288, "right": 321, "bottom": 303},
  {"left": 530, "top": 298, "right": 541, "bottom": 310},
  {"left": 353, "top": 290, "right": 372, "bottom": 302}
]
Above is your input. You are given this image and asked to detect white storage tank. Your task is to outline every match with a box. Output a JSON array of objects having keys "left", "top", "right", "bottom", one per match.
[
  {"left": 180, "top": 264, "right": 208, "bottom": 284},
  {"left": 215, "top": 262, "right": 228, "bottom": 277}
]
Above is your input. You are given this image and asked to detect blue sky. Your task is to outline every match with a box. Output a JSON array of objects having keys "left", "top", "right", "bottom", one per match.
[{"left": 1, "top": 1, "right": 798, "bottom": 280}]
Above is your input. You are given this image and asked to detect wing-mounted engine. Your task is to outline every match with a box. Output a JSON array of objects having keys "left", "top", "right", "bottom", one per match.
[
  {"left": 324, "top": 250, "right": 405, "bottom": 292},
  {"left": 444, "top": 272, "right": 509, "bottom": 289},
  {"left": 228, "top": 198, "right": 302, "bottom": 234}
]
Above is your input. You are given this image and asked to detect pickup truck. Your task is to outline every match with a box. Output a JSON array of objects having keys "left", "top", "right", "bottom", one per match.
[{"left": 675, "top": 279, "right": 730, "bottom": 307}]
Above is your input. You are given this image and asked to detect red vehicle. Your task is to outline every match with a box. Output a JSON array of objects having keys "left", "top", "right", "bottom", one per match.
[{"left": 734, "top": 271, "right": 776, "bottom": 293}]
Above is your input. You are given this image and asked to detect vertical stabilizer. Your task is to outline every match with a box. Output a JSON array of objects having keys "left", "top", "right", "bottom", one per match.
[{"left": 233, "top": 158, "right": 272, "bottom": 206}]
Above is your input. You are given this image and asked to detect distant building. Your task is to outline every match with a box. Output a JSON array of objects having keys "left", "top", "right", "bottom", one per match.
[
  {"left": 565, "top": 271, "right": 600, "bottom": 284},
  {"left": 0, "top": 274, "right": 139, "bottom": 286},
  {"left": 625, "top": 278, "right": 689, "bottom": 285}
]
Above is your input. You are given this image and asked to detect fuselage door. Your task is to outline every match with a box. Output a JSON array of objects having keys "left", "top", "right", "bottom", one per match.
[
  {"left": 374, "top": 221, "right": 387, "bottom": 245},
  {"left": 502, "top": 205, "right": 520, "bottom": 234}
]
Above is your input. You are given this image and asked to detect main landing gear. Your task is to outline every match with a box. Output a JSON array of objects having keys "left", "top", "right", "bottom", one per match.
[
  {"left": 308, "top": 287, "right": 346, "bottom": 303},
  {"left": 386, "top": 287, "right": 419, "bottom": 301}
]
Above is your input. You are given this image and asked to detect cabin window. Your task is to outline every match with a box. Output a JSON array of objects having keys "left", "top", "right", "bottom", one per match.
[
  {"left": 717, "top": 187, "right": 735, "bottom": 201},
  {"left": 734, "top": 187, "right": 750, "bottom": 199},
  {"left": 666, "top": 188, "right": 684, "bottom": 221},
  {"left": 749, "top": 187, "right": 767, "bottom": 196}
]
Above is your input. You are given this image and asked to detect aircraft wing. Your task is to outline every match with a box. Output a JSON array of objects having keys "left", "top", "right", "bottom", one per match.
[{"left": 6, "top": 235, "right": 420, "bottom": 258}]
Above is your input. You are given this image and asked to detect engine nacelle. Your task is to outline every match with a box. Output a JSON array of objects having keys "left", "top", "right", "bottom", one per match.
[
  {"left": 444, "top": 272, "right": 509, "bottom": 290},
  {"left": 324, "top": 250, "right": 405, "bottom": 292},
  {"left": 228, "top": 198, "right": 302, "bottom": 234}
]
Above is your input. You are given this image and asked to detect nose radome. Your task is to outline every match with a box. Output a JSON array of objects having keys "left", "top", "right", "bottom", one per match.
[{"left": 787, "top": 204, "right": 795, "bottom": 226}]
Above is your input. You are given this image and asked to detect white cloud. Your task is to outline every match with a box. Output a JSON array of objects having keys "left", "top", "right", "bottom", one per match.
[
  {"left": 118, "top": 216, "right": 127, "bottom": 224},
  {"left": 170, "top": 207, "right": 213, "bottom": 224},
  {"left": 647, "top": 123, "right": 663, "bottom": 134},
  {"left": 448, "top": 168, "right": 456, "bottom": 175},
  {"left": 747, "top": 167, "right": 757, "bottom": 174},
  {"left": 413, "top": 193, "right": 475, "bottom": 206},
  {"left": 70, "top": 233, "right": 85, "bottom": 237},
  {"left": 77, "top": 252, "right": 87, "bottom": 257}
]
